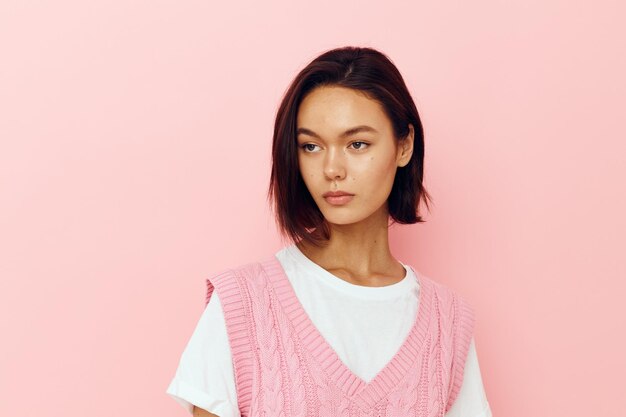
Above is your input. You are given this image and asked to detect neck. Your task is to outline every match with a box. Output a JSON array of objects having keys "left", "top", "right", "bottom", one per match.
[{"left": 295, "top": 209, "right": 405, "bottom": 287}]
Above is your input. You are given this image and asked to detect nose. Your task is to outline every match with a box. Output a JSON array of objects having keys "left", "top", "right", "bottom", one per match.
[{"left": 323, "top": 146, "right": 346, "bottom": 181}]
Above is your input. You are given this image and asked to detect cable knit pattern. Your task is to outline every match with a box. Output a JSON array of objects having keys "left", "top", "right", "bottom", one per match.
[{"left": 205, "top": 256, "right": 475, "bottom": 417}]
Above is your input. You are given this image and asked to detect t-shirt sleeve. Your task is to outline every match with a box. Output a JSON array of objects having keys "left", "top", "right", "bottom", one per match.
[
  {"left": 166, "top": 289, "right": 241, "bottom": 417},
  {"left": 444, "top": 336, "right": 492, "bottom": 417}
]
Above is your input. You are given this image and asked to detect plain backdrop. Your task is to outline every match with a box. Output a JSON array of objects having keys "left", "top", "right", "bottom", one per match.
[{"left": 1, "top": 1, "right": 625, "bottom": 416}]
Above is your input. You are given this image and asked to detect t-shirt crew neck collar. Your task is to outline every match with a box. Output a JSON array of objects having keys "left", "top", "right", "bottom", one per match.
[{"left": 284, "top": 243, "right": 417, "bottom": 300}]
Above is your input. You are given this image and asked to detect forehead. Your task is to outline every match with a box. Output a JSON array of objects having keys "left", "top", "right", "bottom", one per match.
[{"left": 296, "top": 86, "right": 391, "bottom": 134}]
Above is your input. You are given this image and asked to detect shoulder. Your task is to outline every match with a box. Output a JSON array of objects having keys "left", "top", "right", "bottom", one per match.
[
  {"left": 418, "top": 272, "right": 475, "bottom": 317},
  {"left": 206, "top": 257, "right": 271, "bottom": 292}
]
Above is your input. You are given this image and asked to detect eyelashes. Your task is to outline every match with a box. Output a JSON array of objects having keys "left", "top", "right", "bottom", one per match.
[
  {"left": 300, "top": 144, "right": 318, "bottom": 152},
  {"left": 300, "top": 141, "right": 370, "bottom": 153}
]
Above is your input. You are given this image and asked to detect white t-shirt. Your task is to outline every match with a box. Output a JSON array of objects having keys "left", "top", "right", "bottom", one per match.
[{"left": 167, "top": 244, "right": 492, "bottom": 417}]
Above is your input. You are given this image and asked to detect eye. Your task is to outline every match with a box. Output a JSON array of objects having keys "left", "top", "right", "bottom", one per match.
[
  {"left": 349, "top": 141, "right": 370, "bottom": 150},
  {"left": 300, "top": 143, "right": 321, "bottom": 153}
]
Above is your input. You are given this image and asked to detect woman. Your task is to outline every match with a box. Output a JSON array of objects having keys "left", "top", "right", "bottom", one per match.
[{"left": 166, "top": 46, "right": 492, "bottom": 417}]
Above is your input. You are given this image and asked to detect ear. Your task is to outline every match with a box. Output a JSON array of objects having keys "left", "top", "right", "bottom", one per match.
[{"left": 396, "top": 123, "right": 415, "bottom": 168}]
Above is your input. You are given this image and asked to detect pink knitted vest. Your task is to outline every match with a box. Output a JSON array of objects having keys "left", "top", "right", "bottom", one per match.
[{"left": 206, "top": 256, "right": 475, "bottom": 417}]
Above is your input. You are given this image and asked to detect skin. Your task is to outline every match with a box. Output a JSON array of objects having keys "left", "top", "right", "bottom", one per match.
[
  {"left": 192, "top": 405, "right": 218, "bottom": 416},
  {"left": 295, "top": 85, "right": 415, "bottom": 286},
  {"left": 191, "top": 86, "right": 414, "bottom": 417}
]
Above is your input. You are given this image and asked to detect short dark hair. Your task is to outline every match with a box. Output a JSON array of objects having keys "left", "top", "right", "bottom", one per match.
[{"left": 267, "top": 46, "right": 432, "bottom": 248}]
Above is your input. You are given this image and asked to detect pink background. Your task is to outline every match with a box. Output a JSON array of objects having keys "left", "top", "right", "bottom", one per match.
[{"left": 1, "top": 1, "right": 625, "bottom": 416}]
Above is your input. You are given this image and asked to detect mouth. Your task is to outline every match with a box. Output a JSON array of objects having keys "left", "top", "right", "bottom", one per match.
[
  {"left": 322, "top": 190, "right": 354, "bottom": 198},
  {"left": 323, "top": 194, "right": 354, "bottom": 206}
]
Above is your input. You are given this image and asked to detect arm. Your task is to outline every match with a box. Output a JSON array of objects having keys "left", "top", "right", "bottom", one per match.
[
  {"left": 445, "top": 337, "right": 491, "bottom": 417},
  {"left": 166, "top": 288, "right": 239, "bottom": 417},
  {"left": 192, "top": 405, "right": 220, "bottom": 417}
]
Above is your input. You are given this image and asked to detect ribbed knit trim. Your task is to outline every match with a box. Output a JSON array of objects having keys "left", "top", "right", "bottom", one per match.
[
  {"left": 258, "top": 255, "right": 434, "bottom": 411},
  {"left": 205, "top": 267, "right": 255, "bottom": 416},
  {"left": 445, "top": 293, "right": 476, "bottom": 413}
]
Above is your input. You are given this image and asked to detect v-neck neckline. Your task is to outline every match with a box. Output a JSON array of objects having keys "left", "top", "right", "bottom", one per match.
[{"left": 258, "top": 254, "right": 433, "bottom": 410}]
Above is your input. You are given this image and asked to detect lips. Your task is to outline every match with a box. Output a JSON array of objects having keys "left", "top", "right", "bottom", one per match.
[
  {"left": 323, "top": 191, "right": 354, "bottom": 197},
  {"left": 323, "top": 190, "right": 355, "bottom": 206}
]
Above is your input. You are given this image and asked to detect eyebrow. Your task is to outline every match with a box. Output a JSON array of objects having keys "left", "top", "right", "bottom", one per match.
[{"left": 296, "top": 125, "right": 379, "bottom": 139}]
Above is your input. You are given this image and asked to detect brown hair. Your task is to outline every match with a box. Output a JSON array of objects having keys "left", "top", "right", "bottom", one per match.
[{"left": 267, "top": 46, "right": 432, "bottom": 247}]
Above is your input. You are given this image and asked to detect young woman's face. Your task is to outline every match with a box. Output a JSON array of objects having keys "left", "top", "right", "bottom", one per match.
[{"left": 296, "top": 85, "right": 414, "bottom": 226}]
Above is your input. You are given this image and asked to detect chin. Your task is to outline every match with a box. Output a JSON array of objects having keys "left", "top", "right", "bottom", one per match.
[{"left": 321, "top": 211, "right": 369, "bottom": 226}]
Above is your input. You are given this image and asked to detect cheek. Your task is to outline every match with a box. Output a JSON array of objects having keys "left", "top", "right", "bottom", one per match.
[
  {"left": 358, "top": 155, "right": 396, "bottom": 182},
  {"left": 297, "top": 156, "right": 310, "bottom": 176},
  {"left": 298, "top": 159, "right": 320, "bottom": 190},
  {"left": 354, "top": 156, "right": 397, "bottom": 200}
]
